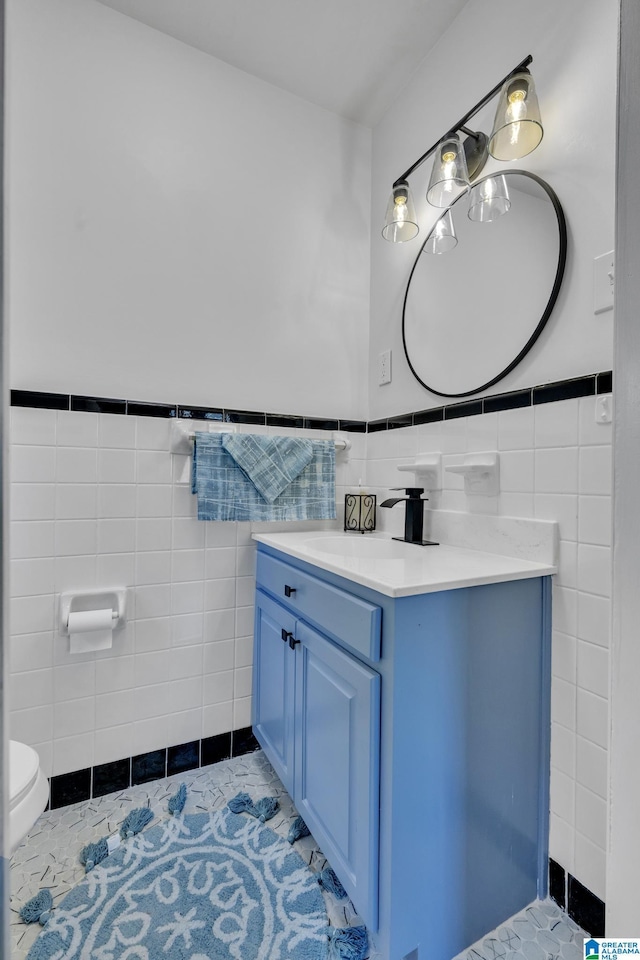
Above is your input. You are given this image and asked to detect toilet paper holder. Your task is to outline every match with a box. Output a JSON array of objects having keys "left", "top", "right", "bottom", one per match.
[{"left": 60, "top": 589, "right": 127, "bottom": 635}]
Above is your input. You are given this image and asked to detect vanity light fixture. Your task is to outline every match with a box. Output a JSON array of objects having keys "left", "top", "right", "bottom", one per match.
[
  {"left": 423, "top": 209, "right": 457, "bottom": 254},
  {"left": 382, "top": 55, "right": 543, "bottom": 243},
  {"left": 468, "top": 174, "right": 511, "bottom": 222}
]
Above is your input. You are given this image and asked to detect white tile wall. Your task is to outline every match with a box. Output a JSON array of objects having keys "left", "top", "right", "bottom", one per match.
[
  {"left": 366, "top": 394, "right": 612, "bottom": 901},
  {"left": 9, "top": 408, "right": 360, "bottom": 784}
]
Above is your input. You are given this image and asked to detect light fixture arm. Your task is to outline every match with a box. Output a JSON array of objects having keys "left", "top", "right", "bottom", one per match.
[{"left": 392, "top": 54, "right": 533, "bottom": 189}]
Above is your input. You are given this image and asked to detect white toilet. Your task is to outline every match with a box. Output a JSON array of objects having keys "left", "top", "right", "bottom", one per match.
[{"left": 9, "top": 740, "right": 49, "bottom": 852}]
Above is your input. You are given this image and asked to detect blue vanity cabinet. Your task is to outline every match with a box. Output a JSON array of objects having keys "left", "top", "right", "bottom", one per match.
[{"left": 253, "top": 543, "right": 552, "bottom": 960}]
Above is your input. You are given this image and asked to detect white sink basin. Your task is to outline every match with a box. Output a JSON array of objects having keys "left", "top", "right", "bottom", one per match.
[{"left": 304, "top": 535, "right": 417, "bottom": 560}]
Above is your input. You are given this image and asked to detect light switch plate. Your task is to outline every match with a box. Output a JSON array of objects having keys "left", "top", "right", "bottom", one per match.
[{"left": 594, "top": 251, "right": 615, "bottom": 314}]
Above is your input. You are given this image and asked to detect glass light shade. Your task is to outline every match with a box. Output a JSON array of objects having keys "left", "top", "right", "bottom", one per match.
[
  {"left": 382, "top": 180, "right": 419, "bottom": 242},
  {"left": 468, "top": 174, "right": 511, "bottom": 222},
  {"left": 423, "top": 209, "right": 457, "bottom": 254},
  {"left": 426, "top": 135, "right": 469, "bottom": 207},
  {"left": 488, "top": 70, "right": 543, "bottom": 161}
]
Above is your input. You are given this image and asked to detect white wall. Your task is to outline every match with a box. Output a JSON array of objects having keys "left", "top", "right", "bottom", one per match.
[
  {"left": 369, "top": 0, "right": 617, "bottom": 419},
  {"left": 7, "top": 0, "right": 371, "bottom": 420}
]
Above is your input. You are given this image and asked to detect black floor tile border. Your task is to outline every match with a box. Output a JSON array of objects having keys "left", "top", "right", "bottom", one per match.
[
  {"left": 10, "top": 371, "right": 612, "bottom": 434},
  {"left": 49, "top": 727, "right": 261, "bottom": 811},
  {"left": 549, "top": 858, "right": 606, "bottom": 935}
]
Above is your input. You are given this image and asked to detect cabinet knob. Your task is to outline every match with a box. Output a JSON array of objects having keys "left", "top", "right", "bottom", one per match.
[
  {"left": 284, "top": 585, "right": 296, "bottom": 598},
  {"left": 281, "top": 629, "right": 293, "bottom": 643},
  {"left": 288, "top": 635, "right": 300, "bottom": 650}
]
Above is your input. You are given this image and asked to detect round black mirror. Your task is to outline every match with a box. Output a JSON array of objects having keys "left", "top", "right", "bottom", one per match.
[{"left": 402, "top": 170, "right": 567, "bottom": 398}]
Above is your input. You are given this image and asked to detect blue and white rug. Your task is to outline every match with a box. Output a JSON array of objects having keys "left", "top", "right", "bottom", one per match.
[{"left": 27, "top": 808, "right": 329, "bottom": 960}]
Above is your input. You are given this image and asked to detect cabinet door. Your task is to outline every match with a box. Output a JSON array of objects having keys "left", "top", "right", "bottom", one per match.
[
  {"left": 293, "top": 620, "right": 380, "bottom": 930},
  {"left": 252, "top": 590, "right": 296, "bottom": 795}
]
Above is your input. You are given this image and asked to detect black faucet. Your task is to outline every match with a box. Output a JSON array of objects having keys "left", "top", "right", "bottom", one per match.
[{"left": 379, "top": 487, "right": 438, "bottom": 546}]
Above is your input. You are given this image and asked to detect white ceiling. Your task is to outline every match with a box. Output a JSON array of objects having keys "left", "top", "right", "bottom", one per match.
[{"left": 95, "top": 0, "right": 469, "bottom": 126}]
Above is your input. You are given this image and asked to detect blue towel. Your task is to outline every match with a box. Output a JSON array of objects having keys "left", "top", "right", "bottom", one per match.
[
  {"left": 192, "top": 433, "right": 336, "bottom": 522},
  {"left": 221, "top": 434, "right": 314, "bottom": 503}
]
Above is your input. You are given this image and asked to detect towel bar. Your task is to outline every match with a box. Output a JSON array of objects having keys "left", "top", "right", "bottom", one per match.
[{"left": 170, "top": 420, "right": 351, "bottom": 454}]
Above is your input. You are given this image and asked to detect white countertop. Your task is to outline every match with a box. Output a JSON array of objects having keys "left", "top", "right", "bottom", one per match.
[{"left": 252, "top": 530, "right": 557, "bottom": 598}]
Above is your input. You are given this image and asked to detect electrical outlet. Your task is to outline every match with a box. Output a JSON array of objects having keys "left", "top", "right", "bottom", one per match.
[
  {"left": 594, "top": 251, "right": 615, "bottom": 314},
  {"left": 379, "top": 349, "right": 392, "bottom": 385}
]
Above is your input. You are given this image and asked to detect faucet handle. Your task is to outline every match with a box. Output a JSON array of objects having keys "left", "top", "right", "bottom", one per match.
[{"left": 390, "top": 487, "right": 425, "bottom": 498}]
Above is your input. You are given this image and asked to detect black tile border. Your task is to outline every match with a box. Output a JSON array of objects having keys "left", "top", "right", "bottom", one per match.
[
  {"left": 49, "top": 728, "right": 262, "bottom": 810},
  {"left": 548, "top": 859, "right": 606, "bottom": 935},
  {"left": 10, "top": 371, "right": 613, "bottom": 433}
]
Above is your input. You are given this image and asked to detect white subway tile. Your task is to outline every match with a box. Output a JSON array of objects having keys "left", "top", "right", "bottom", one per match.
[
  {"left": 551, "top": 678, "right": 576, "bottom": 731},
  {"left": 12, "top": 445, "right": 56, "bottom": 483},
  {"left": 172, "top": 613, "right": 204, "bottom": 646},
  {"left": 136, "top": 417, "right": 172, "bottom": 451},
  {"left": 236, "top": 545, "right": 256, "bottom": 577},
  {"left": 136, "top": 550, "right": 171, "bottom": 585},
  {"left": 204, "top": 547, "right": 236, "bottom": 581},
  {"left": 552, "top": 585, "right": 577, "bottom": 637},
  {"left": 99, "top": 413, "right": 136, "bottom": 449},
  {"left": 205, "top": 578, "right": 236, "bottom": 611},
  {"left": 170, "top": 676, "right": 202, "bottom": 713},
  {"left": 205, "top": 609, "right": 235, "bottom": 643},
  {"left": 95, "top": 655, "right": 135, "bottom": 693},
  {"left": 172, "top": 517, "right": 205, "bottom": 549},
  {"left": 204, "top": 640, "right": 235, "bottom": 674},
  {"left": 172, "top": 549, "right": 204, "bottom": 583},
  {"left": 576, "top": 688, "right": 608, "bottom": 748},
  {"left": 136, "top": 484, "right": 172, "bottom": 518},
  {"left": 233, "top": 697, "right": 252, "bottom": 729},
  {"left": 169, "top": 644, "right": 203, "bottom": 680},
  {"left": 11, "top": 667, "right": 54, "bottom": 709},
  {"left": 56, "top": 448, "right": 97, "bottom": 484},
  {"left": 235, "top": 636, "right": 253, "bottom": 669},
  {"left": 57, "top": 411, "right": 98, "bottom": 447},
  {"left": 54, "top": 661, "right": 95, "bottom": 702},
  {"left": 55, "top": 520, "right": 97, "bottom": 556},
  {"left": 137, "top": 450, "right": 172, "bottom": 484},
  {"left": 534, "top": 494, "right": 578, "bottom": 542},
  {"left": 236, "top": 576, "right": 255, "bottom": 607},
  {"left": 440, "top": 417, "right": 467, "bottom": 454},
  {"left": 136, "top": 518, "right": 172, "bottom": 552},
  {"left": 535, "top": 448, "right": 578, "bottom": 494},
  {"left": 97, "top": 552, "right": 135, "bottom": 586},
  {"left": 135, "top": 681, "right": 172, "bottom": 720},
  {"left": 171, "top": 580, "right": 204, "bottom": 616},
  {"left": 497, "top": 406, "right": 534, "bottom": 451},
  {"left": 551, "top": 722, "right": 575, "bottom": 778},
  {"left": 236, "top": 605, "right": 254, "bottom": 637},
  {"left": 95, "top": 689, "right": 136, "bottom": 728},
  {"left": 234, "top": 665, "right": 253, "bottom": 699},
  {"left": 55, "top": 484, "right": 97, "bottom": 520},
  {"left": 54, "top": 554, "right": 98, "bottom": 592},
  {"left": 549, "top": 813, "right": 575, "bottom": 876},
  {"left": 168, "top": 709, "right": 202, "bottom": 746},
  {"left": 206, "top": 523, "right": 238, "bottom": 548},
  {"left": 11, "top": 407, "right": 57, "bottom": 445},
  {"left": 12, "top": 483, "right": 56, "bottom": 521},
  {"left": 204, "top": 669, "right": 234, "bottom": 705},
  {"left": 576, "top": 736, "right": 607, "bottom": 800},
  {"left": 173, "top": 484, "right": 195, "bottom": 517},
  {"left": 11, "top": 595, "right": 55, "bottom": 636},
  {"left": 577, "top": 592, "right": 610, "bottom": 648},
  {"left": 11, "top": 557, "right": 55, "bottom": 597},
  {"left": 577, "top": 641, "right": 609, "bottom": 699},
  {"left": 574, "top": 832, "right": 606, "bottom": 902},
  {"left": 466, "top": 412, "right": 498, "bottom": 452},
  {"left": 10, "top": 632, "right": 54, "bottom": 673},
  {"left": 135, "top": 584, "right": 171, "bottom": 620},
  {"left": 134, "top": 716, "right": 169, "bottom": 756},
  {"left": 98, "top": 449, "right": 136, "bottom": 483},
  {"left": 53, "top": 732, "right": 93, "bottom": 776},
  {"left": 32, "top": 741, "right": 53, "bottom": 778},
  {"left": 577, "top": 543, "right": 611, "bottom": 597},
  {"left": 498, "top": 493, "right": 534, "bottom": 518},
  {"left": 552, "top": 631, "right": 576, "bottom": 683},
  {"left": 556, "top": 540, "right": 578, "bottom": 589},
  {"left": 578, "top": 496, "right": 612, "bottom": 546},
  {"left": 534, "top": 399, "right": 579, "bottom": 448},
  {"left": 550, "top": 767, "right": 575, "bottom": 824},
  {"left": 54, "top": 696, "right": 95, "bottom": 738},
  {"left": 135, "top": 618, "right": 172, "bottom": 653},
  {"left": 10, "top": 705, "right": 53, "bottom": 746},
  {"left": 94, "top": 724, "right": 134, "bottom": 766},
  {"left": 98, "top": 484, "right": 136, "bottom": 518},
  {"left": 203, "top": 701, "right": 233, "bottom": 738},
  {"left": 98, "top": 518, "right": 136, "bottom": 554},
  {"left": 11, "top": 520, "right": 55, "bottom": 560},
  {"left": 575, "top": 784, "right": 607, "bottom": 850},
  {"left": 579, "top": 395, "right": 613, "bottom": 446},
  {"left": 500, "top": 450, "right": 534, "bottom": 493},
  {"left": 579, "top": 446, "right": 612, "bottom": 495}
]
